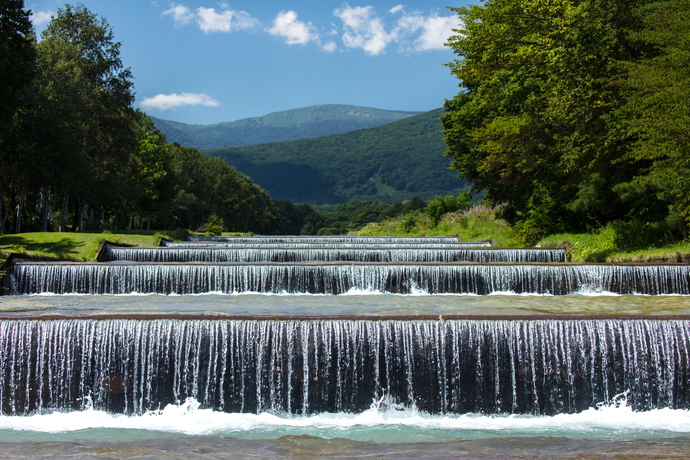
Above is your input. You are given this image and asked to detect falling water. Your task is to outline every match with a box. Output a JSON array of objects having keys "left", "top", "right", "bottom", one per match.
[
  {"left": 1, "top": 319, "right": 688, "bottom": 416},
  {"left": 10, "top": 261, "right": 690, "bottom": 295},
  {"left": 185, "top": 236, "right": 475, "bottom": 244},
  {"left": 103, "top": 246, "right": 566, "bottom": 263},
  {"left": 160, "top": 241, "right": 491, "bottom": 249}
]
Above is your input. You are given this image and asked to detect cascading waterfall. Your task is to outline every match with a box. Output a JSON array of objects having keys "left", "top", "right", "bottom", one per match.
[
  {"left": 103, "top": 246, "right": 566, "bottom": 263},
  {"left": 1, "top": 318, "right": 688, "bottom": 416},
  {"left": 161, "top": 241, "right": 491, "bottom": 249},
  {"left": 185, "top": 236, "right": 476, "bottom": 244},
  {"left": 10, "top": 261, "right": 690, "bottom": 295}
]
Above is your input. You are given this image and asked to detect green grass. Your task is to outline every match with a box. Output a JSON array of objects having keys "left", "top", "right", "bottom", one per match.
[
  {"left": 3, "top": 215, "right": 688, "bottom": 264},
  {"left": 538, "top": 228, "right": 690, "bottom": 263},
  {"left": 356, "top": 205, "right": 690, "bottom": 262},
  {"left": 354, "top": 205, "right": 523, "bottom": 247},
  {"left": 0, "top": 230, "right": 187, "bottom": 262}
]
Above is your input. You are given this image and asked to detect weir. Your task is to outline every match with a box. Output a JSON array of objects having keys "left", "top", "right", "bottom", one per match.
[
  {"left": 2, "top": 318, "right": 688, "bottom": 416},
  {"left": 161, "top": 240, "right": 491, "bottom": 249},
  {"left": 185, "top": 236, "right": 478, "bottom": 244},
  {"left": 3, "top": 235, "right": 690, "bottom": 424},
  {"left": 102, "top": 245, "right": 566, "bottom": 263},
  {"left": 9, "top": 261, "right": 690, "bottom": 295}
]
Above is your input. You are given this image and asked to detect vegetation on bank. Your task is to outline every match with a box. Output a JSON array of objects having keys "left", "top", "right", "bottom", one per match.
[
  {"left": 2, "top": 204, "right": 689, "bottom": 264},
  {"left": 442, "top": 0, "right": 690, "bottom": 244},
  {"left": 355, "top": 204, "right": 690, "bottom": 263},
  {"left": 0, "top": 230, "right": 186, "bottom": 262}
]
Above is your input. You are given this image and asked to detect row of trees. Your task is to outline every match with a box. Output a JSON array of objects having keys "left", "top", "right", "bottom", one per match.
[
  {"left": 0, "top": 2, "right": 274, "bottom": 234},
  {"left": 442, "top": 0, "right": 690, "bottom": 243}
]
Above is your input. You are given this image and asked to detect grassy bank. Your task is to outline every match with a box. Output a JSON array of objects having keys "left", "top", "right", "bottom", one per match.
[
  {"left": 0, "top": 230, "right": 187, "bottom": 263},
  {"left": 538, "top": 228, "right": 690, "bottom": 263},
  {"left": 354, "top": 205, "right": 522, "bottom": 247},
  {"left": 355, "top": 205, "right": 690, "bottom": 263},
  {"left": 2, "top": 210, "right": 689, "bottom": 264}
]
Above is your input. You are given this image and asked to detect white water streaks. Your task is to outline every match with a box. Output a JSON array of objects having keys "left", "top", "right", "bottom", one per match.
[
  {"left": 10, "top": 262, "right": 690, "bottom": 295},
  {"left": 103, "top": 245, "right": 566, "bottom": 263},
  {"left": 1, "top": 319, "right": 689, "bottom": 416}
]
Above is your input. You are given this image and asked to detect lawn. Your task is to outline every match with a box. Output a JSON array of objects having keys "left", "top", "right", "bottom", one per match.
[{"left": 0, "top": 230, "right": 186, "bottom": 262}]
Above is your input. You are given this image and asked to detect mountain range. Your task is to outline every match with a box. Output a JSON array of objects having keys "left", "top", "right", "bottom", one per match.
[
  {"left": 204, "top": 108, "right": 470, "bottom": 204},
  {"left": 150, "top": 105, "right": 419, "bottom": 150},
  {"left": 151, "top": 104, "right": 469, "bottom": 204}
]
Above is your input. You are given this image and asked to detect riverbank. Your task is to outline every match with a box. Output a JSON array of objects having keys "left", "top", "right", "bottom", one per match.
[
  {"left": 355, "top": 205, "right": 690, "bottom": 263},
  {"left": 2, "top": 207, "right": 689, "bottom": 264}
]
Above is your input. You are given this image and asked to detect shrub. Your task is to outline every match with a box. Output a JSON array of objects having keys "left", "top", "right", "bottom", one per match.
[{"left": 205, "top": 214, "right": 225, "bottom": 236}]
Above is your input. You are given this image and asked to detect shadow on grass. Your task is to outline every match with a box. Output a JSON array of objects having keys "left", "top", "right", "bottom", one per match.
[{"left": 0, "top": 236, "right": 85, "bottom": 259}]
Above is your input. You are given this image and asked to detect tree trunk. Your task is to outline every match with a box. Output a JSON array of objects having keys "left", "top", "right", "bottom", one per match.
[
  {"left": 41, "top": 189, "right": 50, "bottom": 232},
  {"left": 77, "top": 202, "right": 88, "bottom": 232},
  {"left": 0, "top": 190, "right": 6, "bottom": 235},
  {"left": 60, "top": 195, "right": 69, "bottom": 233},
  {"left": 14, "top": 189, "right": 25, "bottom": 234}
]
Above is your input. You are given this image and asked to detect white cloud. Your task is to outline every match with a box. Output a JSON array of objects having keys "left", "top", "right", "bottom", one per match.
[
  {"left": 163, "top": 4, "right": 194, "bottom": 27},
  {"left": 196, "top": 7, "right": 258, "bottom": 33},
  {"left": 140, "top": 92, "right": 220, "bottom": 111},
  {"left": 333, "top": 4, "right": 395, "bottom": 56},
  {"left": 389, "top": 4, "right": 405, "bottom": 14},
  {"left": 322, "top": 41, "right": 337, "bottom": 53},
  {"left": 163, "top": 3, "right": 258, "bottom": 33},
  {"left": 396, "top": 12, "right": 458, "bottom": 51},
  {"left": 268, "top": 10, "right": 318, "bottom": 45},
  {"left": 31, "top": 10, "right": 53, "bottom": 26}
]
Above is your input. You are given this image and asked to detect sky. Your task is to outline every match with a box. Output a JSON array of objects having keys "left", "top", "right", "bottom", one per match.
[{"left": 27, "top": 1, "right": 467, "bottom": 125}]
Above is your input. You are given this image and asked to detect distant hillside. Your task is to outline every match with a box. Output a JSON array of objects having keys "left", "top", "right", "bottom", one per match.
[
  {"left": 151, "top": 105, "right": 420, "bottom": 149},
  {"left": 205, "top": 109, "right": 470, "bottom": 204}
]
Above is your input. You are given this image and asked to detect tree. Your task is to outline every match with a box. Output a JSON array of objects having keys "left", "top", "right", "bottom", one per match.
[
  {"left": 0, "top": 0, "right": 35, "bottom": 233},
  {"left": 37, "top": 4, "right": 138, "bottom": 231},
  {"left": 0, "top": 0, "right": 34, "bottom": 130},
  {"left": 613, "top": 0, "right": 690, "bottom": 233},
  {"left": 442, "top": 0, "right": 652, "bottom": 241},
  {"left": 425, "top": 193, "right": 471, "bottom": 225}
]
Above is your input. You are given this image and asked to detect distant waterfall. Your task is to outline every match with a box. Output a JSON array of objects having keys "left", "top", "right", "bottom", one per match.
[
  {"left": 185, "top": 236, "right": 472, "bottom": 244},
  {"left": 10, "top": 262, "right": 690, "bottom": 295},
  {"left": 2, "top": 319, "right": 689, "bottom": 416},
  {"left": 103, "top": 246, "right": 566, "bottom": 263},
  {"left": 161, "top": 241, "right": 490, "bottom": 249}
]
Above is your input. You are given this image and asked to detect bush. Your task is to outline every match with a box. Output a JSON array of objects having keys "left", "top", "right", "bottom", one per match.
[
  {"left": 316, "top": 227, "right": 340, "bottom": 235},
  {"left": 425, "top": 192, "right": 471, "bottom": 225},
  {"left": 610, "top": 220, "right": 669, "bottom": 251},
  {"left": 204, "top": 214, "right": 225, "bottom": 236}
]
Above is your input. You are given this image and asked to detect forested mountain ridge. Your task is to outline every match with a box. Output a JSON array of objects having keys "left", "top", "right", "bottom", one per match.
[
  {"left": 151, "top": 105, "right": 420, "bottom": 150},
  {"left": 205, "top": 109, "right": 470, "bottom": 204}
]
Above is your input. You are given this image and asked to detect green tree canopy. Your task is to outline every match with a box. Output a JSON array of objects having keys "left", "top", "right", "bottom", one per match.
[
  {"left": 441, "top": 0, "right": 658, "bottom": 241},
  {"left": 613, "top": 0, "right": 690, "bottom": 229}
]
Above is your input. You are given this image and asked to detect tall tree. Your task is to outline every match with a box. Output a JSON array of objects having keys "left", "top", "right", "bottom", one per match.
[
  {"left": 0, "top": 0, "right": 33, "bottom": 130},
  {"left": 37, "top": 4, "right": 138, "bottom": 231},
  {"left": 441, "top": 0, "right": 652, "bottom": 241},
  {"left": 613, "top": 0, "right": 690, "bottom": 231},
  {"left": 0, "top": 0, "right": 35, "bottom": 233}
]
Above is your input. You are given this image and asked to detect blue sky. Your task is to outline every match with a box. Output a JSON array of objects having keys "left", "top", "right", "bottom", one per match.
[{"left": 27, "top": 1, "right": 466, "bottom": 125}]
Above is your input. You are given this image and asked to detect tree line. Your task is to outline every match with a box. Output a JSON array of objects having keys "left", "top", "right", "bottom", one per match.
[
  {"left": 442, "top": 0, "right": 690, "bottom": 244},
  {"left": 0, "top": 2, "right": 278, "bottom": 234}
]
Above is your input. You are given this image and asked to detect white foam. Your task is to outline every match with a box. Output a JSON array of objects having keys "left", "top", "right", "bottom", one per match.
[{"left": 2, "top": 397, "right": 690, "bottom": 438}]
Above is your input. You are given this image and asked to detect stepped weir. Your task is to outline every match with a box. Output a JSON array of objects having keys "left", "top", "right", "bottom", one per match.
[{"left": 2, "top": 234, "right": 690, "bottom": 421}]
